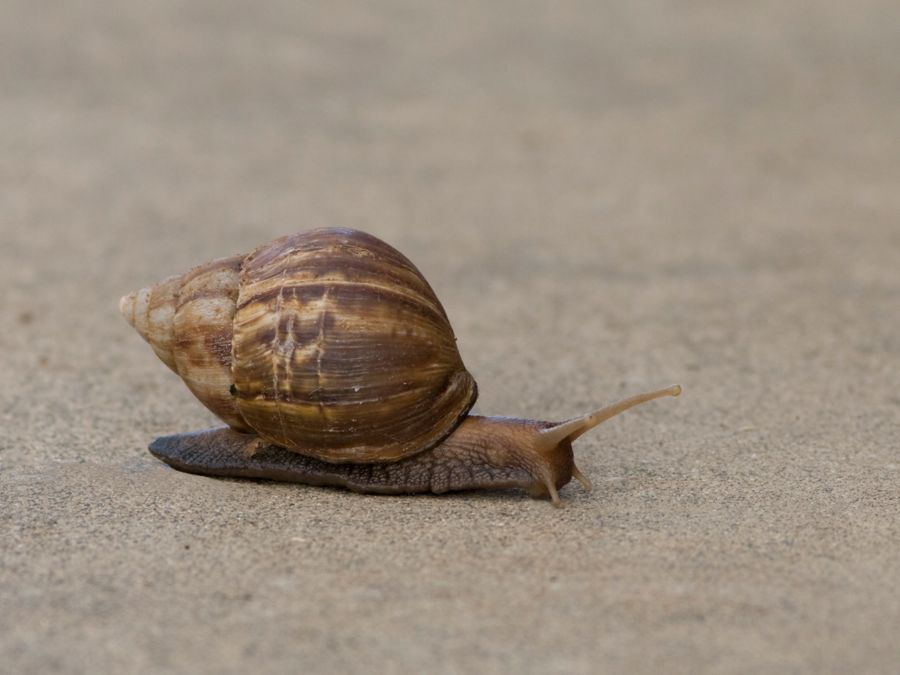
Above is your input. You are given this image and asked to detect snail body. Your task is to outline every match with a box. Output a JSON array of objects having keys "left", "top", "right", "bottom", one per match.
[{"left": 121, "top": 228, "right": 680, "bottom": 505}]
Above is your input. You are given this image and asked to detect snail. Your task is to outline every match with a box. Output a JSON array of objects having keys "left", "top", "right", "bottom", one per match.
[{"left": 120, "top": 228, "right": 680, "bottom": 505}]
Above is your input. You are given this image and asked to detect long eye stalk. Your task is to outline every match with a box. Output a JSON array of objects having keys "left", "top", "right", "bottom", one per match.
[{"left": 539, "top": 384, "right": 682, "bottom": 449}]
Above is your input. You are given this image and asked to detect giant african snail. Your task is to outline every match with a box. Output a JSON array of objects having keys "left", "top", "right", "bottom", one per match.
[{"left": 120, "top": 228, "right": 680, "bottom": 505}]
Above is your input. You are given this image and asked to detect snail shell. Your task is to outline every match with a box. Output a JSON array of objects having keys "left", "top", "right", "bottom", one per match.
[{"left": 120, "top": 228, "right": 477, "bottom": 463}]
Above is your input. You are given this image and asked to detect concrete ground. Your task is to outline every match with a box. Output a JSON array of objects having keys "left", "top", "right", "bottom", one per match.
[{"left": 2, "top": 1, "right": 898, "bottom": 673}]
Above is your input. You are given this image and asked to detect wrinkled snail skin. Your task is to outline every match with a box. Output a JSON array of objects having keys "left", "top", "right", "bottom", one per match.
[
  {"left": 121, "top": 227, "right": 681, "bottom": 505},
  {"left": 147, "top": 385, "right": 682, "bottom": 506},
  {"left": 149, "top": 416, "right": 572, "bottom": 499}
]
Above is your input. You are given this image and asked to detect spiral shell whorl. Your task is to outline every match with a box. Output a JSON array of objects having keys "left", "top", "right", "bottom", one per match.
[
  {"left": 120, "top": 254, "right": 251, "bottom": 432},
  {"left": 119, "top": 276, "right": 180, "bottom": 373},
  {"left": 231, "top": 229, "right": 476, "bottom": 463}
]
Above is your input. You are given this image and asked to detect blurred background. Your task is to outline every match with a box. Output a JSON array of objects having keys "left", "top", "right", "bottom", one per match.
[{"left": 2, "top": 1, "right": 898, "bottom": 673}]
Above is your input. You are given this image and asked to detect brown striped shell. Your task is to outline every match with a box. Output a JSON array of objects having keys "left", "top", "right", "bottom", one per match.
[{"left": 119, "top": 228, "right": 477, "bottom": 463}]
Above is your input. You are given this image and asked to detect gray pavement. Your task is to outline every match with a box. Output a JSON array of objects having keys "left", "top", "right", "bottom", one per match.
[{"left": 2, "top": 1, "right": 899, "bottom": 673}]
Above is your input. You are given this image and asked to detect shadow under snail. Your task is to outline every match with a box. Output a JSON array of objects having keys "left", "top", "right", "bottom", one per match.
[{"left": 120, "top": 228, "right": 680, "bottom": 506}]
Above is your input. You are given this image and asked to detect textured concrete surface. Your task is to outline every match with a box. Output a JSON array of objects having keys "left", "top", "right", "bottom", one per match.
[{"left": 2, "top": 1, "right": 899, "bottom": 673}]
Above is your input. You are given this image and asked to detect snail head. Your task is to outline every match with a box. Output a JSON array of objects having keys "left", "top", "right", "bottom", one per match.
[{"left": 525, "top": 384, "right": 682, "bottom": 506}]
